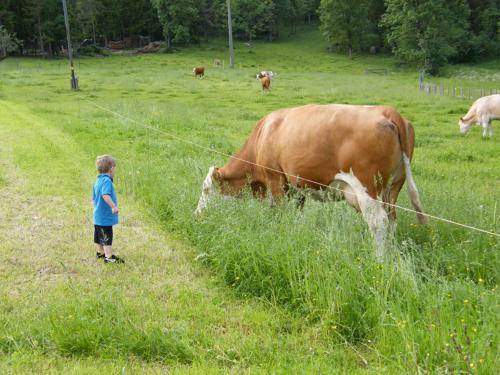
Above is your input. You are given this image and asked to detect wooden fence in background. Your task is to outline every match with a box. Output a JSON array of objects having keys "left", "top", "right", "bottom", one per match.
[{"left": 418, "top": 72, "right": 499, "bottom": 100}]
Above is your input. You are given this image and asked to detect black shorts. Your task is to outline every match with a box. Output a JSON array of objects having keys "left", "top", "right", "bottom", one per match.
[{"left": 94, "top": 225, "right": 113, "bottom": 246}]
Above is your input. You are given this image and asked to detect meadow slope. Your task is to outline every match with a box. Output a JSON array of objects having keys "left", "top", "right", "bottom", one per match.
[{"left": 0, "top": 30, "right": 498, "bottom": 373}]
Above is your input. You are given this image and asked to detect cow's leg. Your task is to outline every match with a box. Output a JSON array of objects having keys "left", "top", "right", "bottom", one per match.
[
  {"left": 481, "top": 118, "right": 490, "bottom": 138},
  {"left": 385, "top": 181, "right": 405, "bottom": 242},
  {"left": 266, "top": 175, "right": 286, "bottom": 206},
  {"left": 487, "top": 121, "right": 493, "bottom": 138},
  {"left": 334, "top": 172, "right": 389, "bottom": 260},
  {"left": 296, "top": 193, "right": 306, "bottom": 210},
  {"left": 285, "top": 185, "right": 306, "bottom": 210}
]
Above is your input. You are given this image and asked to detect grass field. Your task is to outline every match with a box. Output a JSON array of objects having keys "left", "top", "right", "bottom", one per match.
[{"left": 0, "top": 29, "right": 499, "bottom": 373}]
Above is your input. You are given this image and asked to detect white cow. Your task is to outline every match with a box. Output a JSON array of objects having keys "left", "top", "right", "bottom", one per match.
[{"left": 459, "top": 94, "right": 500, "bottom": 138}]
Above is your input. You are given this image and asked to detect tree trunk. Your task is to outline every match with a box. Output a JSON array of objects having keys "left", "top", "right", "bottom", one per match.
[
  {"left": 166, "top": 29, "right": 172, "bottom": 49},
  {"left": 37, "top": 12, "right": 44, "bottom": 55},
  {"left": 92, "top": 19, "right": 97, "bottom": 44}
]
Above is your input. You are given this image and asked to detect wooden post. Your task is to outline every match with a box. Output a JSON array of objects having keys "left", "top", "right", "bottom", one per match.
[
  {"left": 419, "top": 71, "right": 425, "bottom": 90},
  {"left": 227, "top": 0, "right": 234, "bottom": 69},
  {"left": 62, "top": 0, "right": 78, "bottom": 90}
]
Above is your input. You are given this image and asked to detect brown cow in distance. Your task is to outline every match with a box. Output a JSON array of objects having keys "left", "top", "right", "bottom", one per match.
[
  {"left": 193, "top": 66, "right": 205, "bottom": 78},
  {"left": 195, "top": 104, "right": 428, "bottom": 259},
  {"left": 260, "top": 76, "right": 271, "bottom": 91}
]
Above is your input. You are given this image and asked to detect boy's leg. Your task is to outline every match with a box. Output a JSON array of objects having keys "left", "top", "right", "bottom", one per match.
[
  {"left": 103, "top": 245, "right": 113, "bottom": 258},
  {"left": 94, "top": 225, "right": 105, "bottom": 258},
  {"left": 96, "top": 244, "right": 105, "bottom": 254}
]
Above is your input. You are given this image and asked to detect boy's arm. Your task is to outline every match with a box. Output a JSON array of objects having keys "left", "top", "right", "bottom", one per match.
[{"left": 102, "top": 194, "right": 119, "bottom": 214}]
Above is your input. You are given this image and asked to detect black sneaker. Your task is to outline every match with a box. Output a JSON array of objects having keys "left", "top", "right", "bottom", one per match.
[
  {"left": 96, "top": 252, "right": 105, "bottom": 259},
  {"left": 104, "top": 255, "right": 125, "bottom": 264}
]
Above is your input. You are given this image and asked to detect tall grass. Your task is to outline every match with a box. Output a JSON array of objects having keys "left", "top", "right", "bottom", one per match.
[{"left": 0, "top": 29, "right": 498, "bottom": 372}]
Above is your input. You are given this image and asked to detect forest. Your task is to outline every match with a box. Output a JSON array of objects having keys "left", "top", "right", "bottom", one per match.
[{"left": 1, "top": 0, "right": 500, "bottom": 72}]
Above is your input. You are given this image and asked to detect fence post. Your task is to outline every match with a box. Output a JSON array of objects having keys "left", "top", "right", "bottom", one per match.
[
  {"left": 440, "top": 84, "right": 444, "bottom": 96},
  {"left": 433, "top": 84, "right": 437, "bottom": 94},
  {"left": 419, "top": 70, "right": 425, "bottom": 90}
]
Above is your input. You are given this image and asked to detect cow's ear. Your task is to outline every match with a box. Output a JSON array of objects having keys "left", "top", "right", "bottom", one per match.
[{"left": 460, "top": 117, "right": 463, "bottom": 121}]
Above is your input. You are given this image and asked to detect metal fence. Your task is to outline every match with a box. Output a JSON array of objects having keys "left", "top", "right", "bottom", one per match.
[{"left": 418, "top": 72, "right": 499, "bottom": 100}]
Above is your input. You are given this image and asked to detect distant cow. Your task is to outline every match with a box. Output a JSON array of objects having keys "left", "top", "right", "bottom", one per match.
[
  {"left": 459, "top": 94, "right": 500, "bottom": 138},
  {"left": 193, "top": 66, "right": 205, "bottom": 78},
  {"left": 213, "top": 59, "right": 222, "bottom": 66},
  {"left": 195, "top": 104, "right": 427, "bottom": 258},
  {"left": 260, "top": 76, "right": 271, "bottom": 91},
  {"left": 256, "top": 71, "right": 274, "bottom": 80}
]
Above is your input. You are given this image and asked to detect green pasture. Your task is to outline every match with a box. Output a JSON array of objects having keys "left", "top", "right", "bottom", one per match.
[{"left": 0, "top": 30, "right": 498, "bottom": 373}]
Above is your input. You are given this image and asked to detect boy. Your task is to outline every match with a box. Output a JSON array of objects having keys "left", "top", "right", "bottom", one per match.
[{"left": 92, "top": 155, "right": 124, "bottom": 263}]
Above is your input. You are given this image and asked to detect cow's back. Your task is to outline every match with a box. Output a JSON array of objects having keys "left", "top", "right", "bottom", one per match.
[
  {"left": 253, "top": 104, "right": 407, "bottom": 194},
  {"left": 477, "top": 95, "right": 500, "bottom": 118}
]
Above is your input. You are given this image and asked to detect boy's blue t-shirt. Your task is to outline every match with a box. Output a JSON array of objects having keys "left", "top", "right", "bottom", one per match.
[{"left": 92, "top": 174, "right": 118, "bottom": 226}]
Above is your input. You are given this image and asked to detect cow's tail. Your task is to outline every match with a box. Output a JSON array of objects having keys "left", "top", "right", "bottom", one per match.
[{"left": 387, "top": 109, "right": 428, "bottom": 224}]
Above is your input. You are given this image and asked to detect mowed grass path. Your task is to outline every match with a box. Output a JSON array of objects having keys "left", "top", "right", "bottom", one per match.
[{"left": 0, "top": 30, "right": 499, "bottom": 373}]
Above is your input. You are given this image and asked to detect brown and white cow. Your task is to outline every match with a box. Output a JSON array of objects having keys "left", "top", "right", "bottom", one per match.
[
  {"left": 195, "top": 104, "right": 428, "bottom": 258},
  {"left": 459, "top": 94, "right": 500, "bottom": 138},
  {"left": 193, "top": 66, "right": 205, "bottom": 78},
  {"left": 260, "top": 76, "right": 271, "bottom": 91}
]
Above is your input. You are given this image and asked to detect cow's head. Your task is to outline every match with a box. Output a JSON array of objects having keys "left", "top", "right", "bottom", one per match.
[
  {"left": 458, "top": 117, "right": 472, "bottom": 134},
  {"left": 195, "top": 166, "right": 220, "bottom": 214}
]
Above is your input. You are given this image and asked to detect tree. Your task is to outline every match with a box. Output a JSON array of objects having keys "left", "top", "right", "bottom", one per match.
[
  {"left": 304, "top": 0, "right": 320, "bottom": 23},
  {"left": 319, "top": 0, "right": 373, "bottom": 57},
  {"left": 151, "top": 0, "right": 205, "bottom": 48},
  {"left": 0, "top": 25, "right": 21, "bottom": 58},
  {"left": 76, "top": 0, "right": 101, "bottom": 43},
  {"left": 464, "top": 0, "right": 500, "bottom": 59},
  {"left": 381, "top": 0, "right": 470, "bottom": 73},
  {"left": 232, "top": 0, "right": 275, "bottom": 41}
]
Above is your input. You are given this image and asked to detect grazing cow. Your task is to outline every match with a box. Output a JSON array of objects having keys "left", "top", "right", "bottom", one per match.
[
  {"left": 213, "top": 59, "right": 222, "bottom": 66},
  {"left": 260, "top": 76, "right": 271, "bottom": 91},
  {"left": 459, "top": 94, "right": 500, "bottom": 138},
  {"left": 256, "top": 71, "right": 274, "bottom": 80},
  {"left": 195, "top": 104, "right": 427, "bottom": 258},
  {"left": 193, "top": 66, "right": 205, "bottom": 78}
]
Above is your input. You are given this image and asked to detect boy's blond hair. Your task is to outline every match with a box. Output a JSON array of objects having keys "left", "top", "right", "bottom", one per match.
[{"left": 96, "top": 155, "right": 116, "bottom": 173}]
